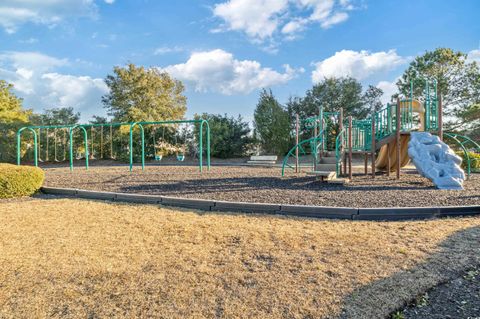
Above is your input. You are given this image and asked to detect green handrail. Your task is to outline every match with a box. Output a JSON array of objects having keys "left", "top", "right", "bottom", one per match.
[
  {"left": 444, "top": 132, "right": 480, "bottom": 178},
  {"left": 281, "top": 130, "right": 325, "bottom": 176},
  {"left": 129, "top": 122, "right": 145, "bottom": 172}
]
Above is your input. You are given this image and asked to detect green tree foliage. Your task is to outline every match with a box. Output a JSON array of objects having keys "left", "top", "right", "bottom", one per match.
[
  {"left": 0, "top": 80, "right": 31, "bottom": 162},
  {"left": 287, "top": 77, "right": 367, "bottom": 120},
  {"left": 102, "top": 63, "right": 187, "bottom": 122},
  {"left": 194, "top": 113, "right": 252, "bottom": 158},
  {"left": 363, "top": 85, "right": 384, "bottom": 113},
  {"left": 253, "top": 89, "right": 291, "bottom": 155},
  {"left": 30, "top": 107, "right": 80, "bottom": 126},
  {"left": 397, "top": 48, "right": 480, "bottom": 132}
]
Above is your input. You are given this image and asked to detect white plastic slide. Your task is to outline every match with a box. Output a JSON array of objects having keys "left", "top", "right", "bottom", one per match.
[{"left": 408, "top": 132, "right": 465, "bottom": 190}]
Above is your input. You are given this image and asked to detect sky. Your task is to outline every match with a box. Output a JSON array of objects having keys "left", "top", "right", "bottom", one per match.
[{"left": 1, "top": 0, "right": 479, "bottom": 123}]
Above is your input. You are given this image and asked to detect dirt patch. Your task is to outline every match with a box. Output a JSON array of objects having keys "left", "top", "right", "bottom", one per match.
[
  {"left": 42, "top": 162, "right": 480, "bottom": 207},
  {"left": 0, "top": 197, "right": 479, "bottom": 318}
]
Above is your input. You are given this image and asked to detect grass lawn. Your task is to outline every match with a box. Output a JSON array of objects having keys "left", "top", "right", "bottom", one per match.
[{"left": 0, "top": 197, "right": 479, "bottom": 318}]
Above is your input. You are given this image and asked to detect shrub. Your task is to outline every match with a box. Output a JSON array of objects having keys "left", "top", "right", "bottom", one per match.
[
  {"left": 0, "top": 164, "right": 45, "bottom": 198},
  {"left": 455, "top": 151, "right": 480, "bottom": 171}
]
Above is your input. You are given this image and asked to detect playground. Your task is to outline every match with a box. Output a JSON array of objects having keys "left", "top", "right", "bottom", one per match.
[
  {"left": 18, "top": 80, "right": 478, "bottom": 211},
  {"left": 42, "top": 164, "right": 480, "bottom": 208}
]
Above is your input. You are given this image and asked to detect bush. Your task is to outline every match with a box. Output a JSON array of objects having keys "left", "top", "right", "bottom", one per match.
[
  {"left": 0, "top": 164, "right": 45, "bottom": 198},
  {"left": 456, "top": 151, "right": 480, "bottom": 170}
]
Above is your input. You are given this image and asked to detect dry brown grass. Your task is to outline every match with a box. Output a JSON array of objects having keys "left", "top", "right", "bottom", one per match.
[{"left": 0, "top": 198, "right": 479, "bottom": 318}]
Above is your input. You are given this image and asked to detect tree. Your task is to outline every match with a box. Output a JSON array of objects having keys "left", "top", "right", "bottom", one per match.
[
  {"left": 102, "top": 63, "right": 187, "bottom": 122},
  {"left": 253, "top": 89, "right": 291, "bottom": 155},
  {"left": 0, "top": 80, "right": 31, "bottom": 162},
  {"left": 292, "top": 77, "right": 367, "bottom": 118},
  {"left": 194, "top": 113, "right": 252, "bottom": 158},
  {"left": 397, "top": 48, "right": 480, "bottom": 132},
  {"left": 362, "top": 85, "right": 384, "bottom": 113},
  {"left": 30, "top": 107, "right": 80, "bottom": 126}
]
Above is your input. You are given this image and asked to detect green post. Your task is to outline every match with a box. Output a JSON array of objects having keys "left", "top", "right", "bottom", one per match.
[
  {"left": 129, "top": 122, "right": 145, "bottom": 172},
  {"left": 16, "top": 127, "right": 38, "bottom": 167},
  {"left": 206, "top": 121, "right": 210, "bottom": 170},
  {"left": 69, "top": 125, "right": 89, "bottom": 171}
]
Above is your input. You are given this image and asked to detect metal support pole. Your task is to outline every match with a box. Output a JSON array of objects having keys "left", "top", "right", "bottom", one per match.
[
  {"left": 396, "top": 98, "right": 401, "bottom": 179},
  {"left": 348, "top": 116, "right": 352, "bottom": 180},
  {"left": 364, "top": 152, "right": 368, "bottom": 175},
  {"left": 438, "top": 93, "right": 443, "bottom": 140},
  {"left": 90, "top": 126, "right": 95, "bottom": 159},
  {"left": 45, "top": 128, "right": 49, "bottom": 162},
  {"left": 110, "top": 124, "right": 114, "bottom": 159},
  {"left": 100, "top": 125, "right": 104, "bottom": 159},
  {"left": 295, "top": 113, "right": 299, "bottom": 173},
  {"left": 313, "top": 122, "right": 318, "bottom": 171},
  {"left": 339, "top": 108, "right": 343, "bottom": 175},
  {"left": 386, "top": 143, "right": 390, "bottom": 177},
  {"left": 371, "top": 116, "right": 376, "bottom": 178},
  {"left": 54, "top": 129, "right": 57, "bottom": 161}
]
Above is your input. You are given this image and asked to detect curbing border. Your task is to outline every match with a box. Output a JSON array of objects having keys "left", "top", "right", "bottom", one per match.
[{"left": 40, "top": 187, "right": 480, "bottom": 221}]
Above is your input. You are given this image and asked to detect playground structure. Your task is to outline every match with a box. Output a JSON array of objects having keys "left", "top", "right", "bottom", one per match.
[
  {"left": 282, "top": 80, "right": 479, "bottom": 187},
  {"left": 16, "top": 119, "right": 211, "bottom": 172}
]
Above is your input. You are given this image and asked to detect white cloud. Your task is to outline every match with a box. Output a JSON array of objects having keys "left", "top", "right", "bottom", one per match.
[
  {"left": 0, "top": 51, "right": 108, "bottom": 120},
  {"left": 377, "top": 79, "right": 398, "bottom": 104},
  {"left": 104, "top": 0, "right": 115, "bottom": 4},
  {"left": 0, "top": 0, "right": 97, "bottom": 33},
  {"left": 213, "top": 0, "right": 354, "bottom": 44},
  {"left": 213, "top": 0, "right": 289, "bottom": 41},
  {"left": 162, "top": 49, "right": 302, "bottom": 94},
  {"left": 312, "top": 49, "right": 406, "bottom": 82},
  {"left": 466, "top": 49, "right": 480, "bottom": 64},
  {"left": 154, "top": 46, "right": 184, "bottom": 55}
]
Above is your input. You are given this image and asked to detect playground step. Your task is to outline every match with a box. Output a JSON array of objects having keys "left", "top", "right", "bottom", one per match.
[
  {"left": 315, "top": 163, "right": 337, "bottom": 171},
  {"left": 306, "top": 171, "right": 337, "bottom": 181}
]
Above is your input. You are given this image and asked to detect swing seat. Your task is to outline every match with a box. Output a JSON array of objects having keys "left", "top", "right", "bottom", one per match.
[
  {"left": 155, "top": 155, "right": 163, "bottom": 161},
  {"left": 176, "top": 154, "right": 185, "bottom": 162}
]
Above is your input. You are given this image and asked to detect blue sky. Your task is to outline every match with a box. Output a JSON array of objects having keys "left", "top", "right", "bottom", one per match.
[{"left": 1, "top": 0, "right": 479, "bottom": 122}]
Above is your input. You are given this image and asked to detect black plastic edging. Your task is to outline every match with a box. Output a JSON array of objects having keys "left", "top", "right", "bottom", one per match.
[{"left": 40, "top": 187, "right": 480, "bottom": 221}]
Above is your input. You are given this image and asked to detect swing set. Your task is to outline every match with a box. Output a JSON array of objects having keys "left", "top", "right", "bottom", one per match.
[{"left": 16, "top": 119, "right": 211, "bottom": 172}]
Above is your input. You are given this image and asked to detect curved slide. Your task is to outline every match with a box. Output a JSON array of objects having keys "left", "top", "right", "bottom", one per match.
[
  {"left": 375, "top": 99, "right": 424, "bottom": 171},
  {"left": 375, "top": 135, "right": 411, "bottom": 171}
]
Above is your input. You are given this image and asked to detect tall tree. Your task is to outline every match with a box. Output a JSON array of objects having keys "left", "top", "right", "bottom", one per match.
[
  {"left": 397, "top": 48, "right": 480, "bottom": 131},
  {"left": 286, "top": 77, "right": 367, "bottom": 120},
  {"left": 362, "top": 85, "right": 384, "bottom": 113},
  {"left": 0, "top": 80, "right": 31, "bottom": 162},
  {"left": 102, "top": 63, "right": 187, "bottom": 122},
  {"left": 253, "top": 89, "right": 291, "bottom": 155},
  {"left": 30, "top": 107, "right": 80, "bottom": 126}
]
